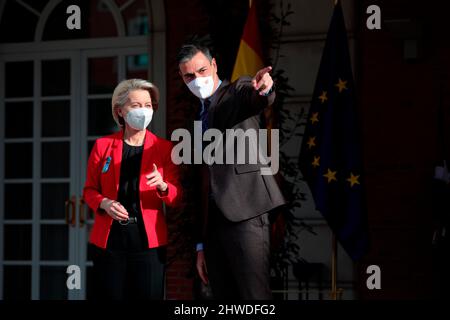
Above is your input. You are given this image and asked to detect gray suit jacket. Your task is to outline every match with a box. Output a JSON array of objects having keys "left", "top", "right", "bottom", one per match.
[{"left": 202, "top": 77, "right": 287, "bottom": 223}]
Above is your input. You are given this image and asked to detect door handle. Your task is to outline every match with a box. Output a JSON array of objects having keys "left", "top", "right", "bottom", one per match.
[
  {"left": 65, "top": 195, "right": 76, "bottom": 227},
  {"left": 79, "top": 197, "right": 86, "bottom": 228}
]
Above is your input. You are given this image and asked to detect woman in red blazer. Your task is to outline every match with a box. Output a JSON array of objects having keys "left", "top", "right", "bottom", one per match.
[{"left": 83, "top": 79, "right": 181, "bottom": 300}]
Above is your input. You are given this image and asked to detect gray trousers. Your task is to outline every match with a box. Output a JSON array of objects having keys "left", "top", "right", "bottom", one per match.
[{"left": 205, "top": 200, "right": 272, "bottom": 300}]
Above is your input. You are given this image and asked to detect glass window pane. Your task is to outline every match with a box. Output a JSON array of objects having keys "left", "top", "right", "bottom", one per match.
[
  {"left": 0, "top": 1, "right": 38, "bottom": 43},
  {"left": 41, "top": 60, "right": 71, "bottom": 96},
  {"left": 40, "top": 225, "right": 68, "bottom": 260},
  {"left": 41, "top": 142, "right": 70, "bottom": 178},
  {"left": 40, "top": 266, "right": 68, "bottom": 300},
  {"left": 41, "top": 183, "right": 69, "bottom": 220},
  {"left": 88, "top": 99, "right": 118, "bottom": 136},
  {"left": 3, "top": 266, "right": 31, "bottom": 300},
  {"left": 42, "top": 0, "right": 87, "bottom": 41},
  {"left": 41, "top": 101, "right": 70, "bottom": 137},
  {"left": 20, "top": 0, "right": 48, "bottom": 13},
  {"left": 86, "top": 266, "right": 95, "bottom": 300},
  {"left": 115, "top": 0, "right": 130, "bottom": 7},
  {"left": 88, "top": 0, "right": 119, "bottom": 37},
  {"left": 87, "top": 140, "right": 96, "bottom": 158},
  {"left": 5, "top": 61, "right": 33, "bottom": 98},
  {"left": 122, "top": 0, "right": 148, "bottom": 36},
  {"left": 5, "top": 184, "right": 32, "bottom": 220},
  {"left": 5, "top": 143, "right": 33, "bottom": 179},
  {"left": 5, "top": 102, "right": 34, "bottom": 138},
  {"left": 42, "top": 0, "right": 117, "bottom": 41},
  {"left": 4, "top": 225, "right": 32, "bottom": 260},
  {"left": 87, "top": 226, "right": 96, "bottom": 261},
  {"left": 88, "top": 57, "right": 118, "bottom": 94},
  {"left": 126, "top": 54, "right": 148, "bottom": 80}
]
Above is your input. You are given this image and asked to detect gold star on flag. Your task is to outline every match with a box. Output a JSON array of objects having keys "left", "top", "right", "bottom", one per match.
[
  {"left": 307, "top": 137, "right": 316, "bottom": 149},
  {"left": 310, "top": 112, "right": 319, "bottom": 125},
  {"left": 318, "top": 91, "right": 328, "bottom": 103},
  {"left": 335, "top": 78, "right": 348, "bottom": 93},
  {"left": 323, "top": 169, "right": 337, "bottom": 183},
  {"left": 312, "top": 156, "right": 320, "bottom": 168},
  {"left": 347, "top": 173, "right": 360, "bottom": 187}
]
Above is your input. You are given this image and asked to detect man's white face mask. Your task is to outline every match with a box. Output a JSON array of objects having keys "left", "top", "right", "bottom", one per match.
[{"left": 186, "top": 76, "right": 214, "bottom": 99}]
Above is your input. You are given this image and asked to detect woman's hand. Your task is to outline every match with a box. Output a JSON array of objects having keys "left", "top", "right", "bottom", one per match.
[
  {"left": 146, "top": 164, "right": 168, "bottom": 192},
  {"left": 100, "top": 198, "right": 129, "bottom": 221}
]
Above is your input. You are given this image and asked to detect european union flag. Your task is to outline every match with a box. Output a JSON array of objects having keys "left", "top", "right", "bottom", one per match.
[{"left": 298, "top": 1, "right": 369, "bottom": 261}]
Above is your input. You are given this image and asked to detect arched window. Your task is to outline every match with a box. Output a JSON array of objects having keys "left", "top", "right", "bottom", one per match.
[{"left": 0, "top": 0, "right": 149, "bottom": 43}]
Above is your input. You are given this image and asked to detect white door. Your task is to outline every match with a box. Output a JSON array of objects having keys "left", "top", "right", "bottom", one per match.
[
  {"left": 79, "top": 46, "right": 149, "bottom": 300},
  {"left": 0, "top": 45, "right": 148, "bottom": 300}
]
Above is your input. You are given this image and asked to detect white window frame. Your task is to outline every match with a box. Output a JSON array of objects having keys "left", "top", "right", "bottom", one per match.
[{"left": 0, "top": 0, "right": 166, "bottom": 300}]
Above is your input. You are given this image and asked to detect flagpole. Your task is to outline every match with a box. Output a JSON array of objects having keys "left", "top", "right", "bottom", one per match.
[
  {"left": 330, "top": 234, "right": 337, "bottom": 299},
  {"left": 330, "top": 234, "right": 343, "bottom": 300},
  {"left": 329, "top": 0, "right": 342, "bottom": 301}
]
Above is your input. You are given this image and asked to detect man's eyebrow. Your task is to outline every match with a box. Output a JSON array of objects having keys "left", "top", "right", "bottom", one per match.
[{"left": 182, "top": 65, "right": 207, "bottom": 77}]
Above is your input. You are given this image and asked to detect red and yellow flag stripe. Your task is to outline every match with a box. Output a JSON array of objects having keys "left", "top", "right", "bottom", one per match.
[{"left": 231, "top": 0, "right": 264, "bottom": 81}]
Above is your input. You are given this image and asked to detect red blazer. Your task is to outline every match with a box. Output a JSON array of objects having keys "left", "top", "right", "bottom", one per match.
[{"left": 83, "top": 130, "right": 181, "bottom": 249}]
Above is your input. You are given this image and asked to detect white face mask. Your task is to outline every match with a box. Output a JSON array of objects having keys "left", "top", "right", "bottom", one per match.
[
  {"left": 124, "top": 107, "right": 153, "bottom": 130},
  {"left": 186, "top": 76, "right": 215, "bottom": 99}
]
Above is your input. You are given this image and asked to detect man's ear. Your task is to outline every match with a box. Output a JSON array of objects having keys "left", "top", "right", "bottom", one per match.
[{"left": 212, "top": 58, "right": 217, "bottom": 72}]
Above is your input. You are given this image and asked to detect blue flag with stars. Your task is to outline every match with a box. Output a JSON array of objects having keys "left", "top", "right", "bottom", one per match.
[{"left": 298, "top": 1, "right": 369, "bottom": 261}]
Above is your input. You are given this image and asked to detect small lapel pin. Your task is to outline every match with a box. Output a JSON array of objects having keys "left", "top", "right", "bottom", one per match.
[{"left": 102, "top": 156, "right": 111, "bottom": 173}]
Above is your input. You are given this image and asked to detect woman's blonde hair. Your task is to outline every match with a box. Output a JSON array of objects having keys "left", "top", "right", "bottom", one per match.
[{"left": 111, "top": 79, "right": 160, "bottom": 127}]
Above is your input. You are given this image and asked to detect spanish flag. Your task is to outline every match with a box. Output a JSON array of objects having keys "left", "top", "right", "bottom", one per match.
[
  {"left": 232, "top": 0, "right": 285, "bottom": 251},
  {"left": 232, "top": 0, "right": 273, "bottom": 133},
  {"left": 232, "top": 0, "right": 276, "bottom": 136},
  {"left": 231, "top": 0, "right": 264, "bottom": 81}
]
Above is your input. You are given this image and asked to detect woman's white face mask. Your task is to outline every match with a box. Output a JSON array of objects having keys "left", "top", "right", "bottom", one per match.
[
  {"left": 186, "top": 76, "right": 214, "bottom": 99},
  {"left": 124, "top": 107, "right": 153, "bottom": 130}
]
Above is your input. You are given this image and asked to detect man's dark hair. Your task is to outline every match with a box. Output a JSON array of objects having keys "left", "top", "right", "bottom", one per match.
[{"left": 176, "top": 44, "right": 213, "bottom": 65}]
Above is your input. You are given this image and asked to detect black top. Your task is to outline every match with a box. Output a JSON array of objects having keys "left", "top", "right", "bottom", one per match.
[
  {"left": 106, "top": 141, "right": 149, "bottom": 252},
  {"left": 118, "top": 141, "right": 143, "bottom": 217}
]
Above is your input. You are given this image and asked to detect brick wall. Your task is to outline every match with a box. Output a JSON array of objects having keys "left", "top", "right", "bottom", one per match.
[
  {"left": 163, "top": 0, "right": 255, "bottom": 300},
  {"left": 164, "top": 0, "right": 209, "bottom": 300}
]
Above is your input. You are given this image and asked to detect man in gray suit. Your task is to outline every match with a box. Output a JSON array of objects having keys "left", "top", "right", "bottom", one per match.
[{"left": 177, "top": 44, "right": 286, "bottom": 299}]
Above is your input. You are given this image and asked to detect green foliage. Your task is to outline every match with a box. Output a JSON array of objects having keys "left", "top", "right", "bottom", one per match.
[{"left": 267, "top": 0, "right": 317, "bottom": 285}]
